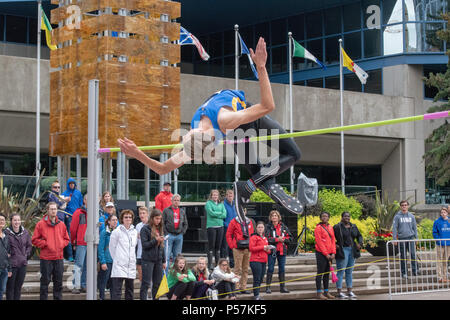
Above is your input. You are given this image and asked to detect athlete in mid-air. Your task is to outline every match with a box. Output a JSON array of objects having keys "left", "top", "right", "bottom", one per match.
[{"left": 118, "top": 37, "right": 303, "bottom": 218}]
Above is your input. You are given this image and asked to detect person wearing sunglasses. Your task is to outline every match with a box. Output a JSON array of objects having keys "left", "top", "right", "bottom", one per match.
[
  {"left": 109, "top": 209, "right": 138, "bottom": 300},
  {"left": 47, "top": 181, "right": 70, "bottom": 224}
]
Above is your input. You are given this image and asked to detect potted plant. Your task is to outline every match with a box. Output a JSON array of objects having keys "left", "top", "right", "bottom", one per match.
[{"left": 365, "top": 190, "right": 416, "bottom": 256}]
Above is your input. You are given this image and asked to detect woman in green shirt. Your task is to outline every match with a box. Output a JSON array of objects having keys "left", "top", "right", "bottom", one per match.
[
  {"left": 205, "top": 190, "right": 227, "bottom": 270},
  {"left": 167, "top": 254, "right": 196, "bottom": 300}
]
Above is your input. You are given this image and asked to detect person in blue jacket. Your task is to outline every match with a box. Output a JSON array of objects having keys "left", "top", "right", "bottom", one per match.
[
  {"left": 221, "top": 189, "right": 237, "bottom": 267},
  {"left": 432, "top": 207, "right": 450, "bottom": 283},
  {"left": 97, "top": 214, "right": 118, "bottom": 300},
  {"left": 61, "top": 178, "right": 83, "bottom": 262}
]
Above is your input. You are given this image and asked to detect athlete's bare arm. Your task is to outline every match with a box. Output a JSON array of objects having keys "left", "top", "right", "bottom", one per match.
[
  {"left": 117, "top": 137, "right": 190, "bottom": 175},
  {"left": 217, "top": 37, "right": 275, "bottom": 131}
]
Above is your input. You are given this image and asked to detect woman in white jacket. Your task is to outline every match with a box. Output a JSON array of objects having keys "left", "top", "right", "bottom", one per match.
[
  {"left": 109, "top": 209, "right": 138, "bottom": 300},
  {"left": 211, "top": 258, "right": 239, "bottom": 300}
]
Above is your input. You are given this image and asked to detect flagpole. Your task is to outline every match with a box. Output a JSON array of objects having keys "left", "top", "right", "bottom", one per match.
[
  {"left": 36, "top": 0, "right": 42, "bottom": 197},
  {"left": 339, "top": 38, "right": 345, "bottom": 195},
  {"left": 234, "top": 24, "right": 239, "bottom": 182},
  {"left": 288, "top": 32, "right": 294, "bottom": 195}
]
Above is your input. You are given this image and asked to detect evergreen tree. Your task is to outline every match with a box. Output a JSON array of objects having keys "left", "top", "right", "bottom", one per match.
[{"left": 423, "top": 12, "right": 450, "bottom": 186}]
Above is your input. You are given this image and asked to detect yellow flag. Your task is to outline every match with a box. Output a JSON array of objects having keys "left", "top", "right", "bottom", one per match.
[
  {"left": 341, "top": 48, "right": 368, "bottom": 84},
  {"left": 155, "top": 273, "right": 169, "bottom": 299},
  {"left": 41, "top": 9, "right": 57, "bottom": 51}
]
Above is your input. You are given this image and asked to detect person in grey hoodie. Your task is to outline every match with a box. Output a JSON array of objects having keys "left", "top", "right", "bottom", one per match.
[{"left": 392, "top": 200, "right": 419, "bottom": 278}]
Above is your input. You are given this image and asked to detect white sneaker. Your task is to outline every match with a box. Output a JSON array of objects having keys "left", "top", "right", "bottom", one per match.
[
  {"left": 347, "top": 291, "right": 357, "bottom": 298},
  {"left": 336, "top": 292, "right": 348, "bottom": 299}
]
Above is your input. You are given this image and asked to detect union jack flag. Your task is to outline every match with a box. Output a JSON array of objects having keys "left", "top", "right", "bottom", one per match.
[{"left": 179, "top": 26, "right": 210, "bottom": 61}]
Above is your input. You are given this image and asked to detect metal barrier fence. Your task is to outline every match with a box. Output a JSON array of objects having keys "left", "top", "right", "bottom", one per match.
[{"left": 386, "top": 239, "right": 450, "bottom": 299}]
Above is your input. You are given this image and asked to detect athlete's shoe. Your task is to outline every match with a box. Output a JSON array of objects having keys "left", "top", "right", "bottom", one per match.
[
  {"left": 233, "top": 181, "right": 253, "bottom": 220},
  {"left": 259, "top": 182, "right": 303, "bottom": 215}
]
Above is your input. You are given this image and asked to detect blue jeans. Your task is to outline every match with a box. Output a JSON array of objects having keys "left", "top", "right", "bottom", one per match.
[
  {"left": 399, "top": 237, "right": 418, "bottom": 276},
  {"left": 336, "top": 247, "right": 355, "bottom": 289},
  {"left": 165, "top": 233, "right": 183, "bottom": 273},
  {"left": 249, "top": 261, "right": 266, "bottom": 297},
  {"left": 98, "top": 263, "right": 113, "bottom": 300},
  {"left": 73, "top": 245, "right": 87, "bottom": 289},
  {"left": 0, "top": 268, "right": 8, "bottom": 301},
  {"left": 267, "top": 251, "right": 286, "bottom": 275},
  {"left": 64, "top": 215, "right": 74, "bottom": 260}
]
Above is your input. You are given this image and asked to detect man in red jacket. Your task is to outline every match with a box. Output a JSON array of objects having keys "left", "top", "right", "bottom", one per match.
[
  {"left": 70, "top": 194, "right": 88, "bottom": 294},
  {"left": 31, "top": 202, "right": 70, "bottom": 300},
  {"left": 155, "top": 182, "right": 173, "bottom": 212},
  {"left": 226, "top": 209, "right": 255, "bottom": 294}
]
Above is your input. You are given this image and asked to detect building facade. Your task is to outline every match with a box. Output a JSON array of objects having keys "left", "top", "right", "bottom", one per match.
[{"left": 0, "top": 0, "right": 448, "bottom": 203}]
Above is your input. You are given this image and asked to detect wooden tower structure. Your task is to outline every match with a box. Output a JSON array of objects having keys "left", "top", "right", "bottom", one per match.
[{"left": 49, "top": 0, "right": 181, "bottom": 157}]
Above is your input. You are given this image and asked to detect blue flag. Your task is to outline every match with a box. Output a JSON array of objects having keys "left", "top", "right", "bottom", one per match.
[
  {"left": 179, "top": 26, "right": 210, "bottom": 61},
  {"left": 238, "top": 34, "right": 258, "bottom": 80}
]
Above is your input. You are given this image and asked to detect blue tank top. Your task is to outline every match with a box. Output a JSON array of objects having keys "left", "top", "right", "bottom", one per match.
[{"left": 190, "top": 90, "right": 247, "bottom": 140}]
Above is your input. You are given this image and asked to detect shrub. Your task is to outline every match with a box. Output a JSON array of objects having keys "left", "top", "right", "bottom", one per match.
[
  {"left": 318, "top": 189, "right": 363, "bottom": 219},
  {"left": 354, "top": 194, "right": 377, "bottom": 219},
  {"left": 418, "top": 218, "right": 434, "bottom": 240}
]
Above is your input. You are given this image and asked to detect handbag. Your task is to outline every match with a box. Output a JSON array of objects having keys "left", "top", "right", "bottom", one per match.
[{"left": 236, "top": 239, "right": 249, "bottom": 249}]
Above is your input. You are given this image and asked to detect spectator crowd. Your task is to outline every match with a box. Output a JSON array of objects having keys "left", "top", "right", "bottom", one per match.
[{"left": 0, "top": 179, "right": 448, "bottom": 301}]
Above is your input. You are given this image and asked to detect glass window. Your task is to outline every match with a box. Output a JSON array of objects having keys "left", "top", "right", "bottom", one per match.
[
  {"left": 208, "top": 32, "right": 223, "bottom": 58},
  {"left": 306, "top": 39, "right": 323, "bottom": 68},
  {"left": 271, "top": 45, "right": 287, "bottom": 73},
  {"left": 271, "top": 18, "right": 287, "bottom": 45},
  {"left": 6, "top": 15, "right": 27, "bottom": 43},
  {"left": 194, "top": 61, "right": 209, "bottom": 76},
  {"left": 343, "top": 2, "right": 362, "bottom": 32},
  {"left": 324, "top": 7, "right": 341, "bottom": 35},
  {"left": 0, "top": 15, "right": 4, "bottom": 41},
  {"left": 209, "top": 58, "right": 223, "bottom": 77},
  {"left": 363, "top": 0, "right": 381, "bottom": 29},
  {"left": 181, "top": 44, "right": 194, "bottom": 63},
  {"left": 383, "top": 0, "right": 403, "bottom": 25},
  {"left": 255, "top": 22, "right": 270, "bottom": 46},
  {"left": 294, "top": 80, "right": 306, "bottom": 86},
  {"left": 423, "top": 0, "right": 447, "bottom": 21},
  {"left": 344, "top": 31, "right": 362, "bottom": 60},
  {"left": 306, "top": 11, "right": 323, "bottom": 39},
  {"left": 29, "top": 18, "right": 37, "bottom": 44},
  {"left": 344, "top": 73, "right": 362, "bottom": 92},
  {"left": 325, "top": 36, "right": 340, "bottom": 65},
  {"left": 383, "top": 23, "right": 403, "bottom": 54},
  {"left": 223, "top": 56, "right": 235, "bottom": 78},
  {"left": 423, "top": 22, "right": 445, "bottom": 52},
  {"left": 364, "top": 69, "right": 382, "bottom": 94},
  {"left": 405, "top": 22, "right": 423, "bottom": 52},
  {"left": 306, "top": 78, "right": 323, "bottom": 88},
  {"left": 404, "top": 0, "right": 425, "bottom": 22},
  {"left": 239, "top": 57, "right": 254, "bottom": 79},
  {"left": 223, "top": 30, "right": 234, "bottom": 56},
  {"left": 288, "top": 14, "right": 305, "bottom": 40},
  {"left": 364, "top": 28, "right": 381, "bottom": 57},
  {"left": 325, "top": 76, "right": 340, "bottom": 90},
  {"left": 240, "top": 25, "right": 254, "bottom": 50}
]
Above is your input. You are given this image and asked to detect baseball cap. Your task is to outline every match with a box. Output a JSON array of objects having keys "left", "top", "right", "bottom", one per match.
[
  {"left": 163, "top": 182, "right": 171, "bottom": 186},
  {"left": 105, "top": 202, "right": 115, "bottom": 207}
]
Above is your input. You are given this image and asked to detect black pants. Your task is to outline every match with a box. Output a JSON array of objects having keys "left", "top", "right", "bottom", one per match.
[
  {"left": 140, "top": 260, "right": 164, "bottom": 300},
  {"left": 315, "top": 252, "right": 330, "bottom": 292},
  {"left": 221, "top": 226, "right": 234, "bottom": 267},
  {"left": 111, "top": 277, "right": 134, "bottom": 300},
  {"left": 232, "top": 114, "right": 301, "bottom": 186},
  {"left": 207, "top": 227, "right": 224, "bottom": 265},
  {"left": 250, "top": 261, "right": 266, "bottom": 297},
  {"left": 168, "top": 281, "right": 195, "bottom": 300},
  {"left": 6, "top": 265, "right": 27, "bottom": 300},
  {"left": 216, "top": 280, "right": 236, "bottom": 299},
  {"left": 40, "top": 259, "right": 64, "bottom": 300}
]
